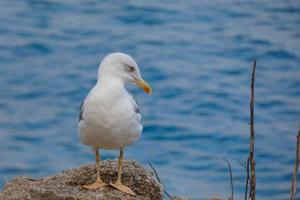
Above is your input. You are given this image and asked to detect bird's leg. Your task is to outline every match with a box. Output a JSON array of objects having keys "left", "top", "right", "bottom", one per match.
[
  {"left": 110, "top": 148, "right": 135, "bottom": 195},
  {"left": 82, "top": 148, "right": 107, "bottom": 190}
]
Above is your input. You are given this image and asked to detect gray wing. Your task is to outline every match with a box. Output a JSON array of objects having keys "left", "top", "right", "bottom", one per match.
[
  {"left": 79, "top": 99, "right": 85, "bottom": 121},
  {"left": 127, "top": 91, "right": 140, "bottom": 114},
  {"left": 132, "top": 96, "right": 140, "bottom": 114}
]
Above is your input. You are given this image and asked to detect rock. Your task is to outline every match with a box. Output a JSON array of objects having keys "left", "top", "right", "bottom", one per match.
[
  {"left": 171, "top": 197, "right": 192, "bottom": 200},
  {"left": 0, "top": 160, "right": 163, "bottom": 200}
]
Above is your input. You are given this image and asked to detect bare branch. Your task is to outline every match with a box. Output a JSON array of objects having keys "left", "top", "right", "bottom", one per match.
[
  {"left": 249, "top": 59, "right": 257, "bottom": 200},
  {"left": 245, "top": 157, "right": 250, "bottom": 200},
  {"left": 149, "top": 162, "right": 173, "bottom": 199},
  {"left": 223, "top": 158, "right": 234, "bottom": 200},
  {"left": 290, "top": 127, "right": 300, "bottom": 200},
  {"left": 232, "top": 158, "right": 247, "bottom": 169}
]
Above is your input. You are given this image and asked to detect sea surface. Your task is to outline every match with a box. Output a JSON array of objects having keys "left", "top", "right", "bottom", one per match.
[{"left": 0, "top": 0, "right": 299, "bottom": 199}]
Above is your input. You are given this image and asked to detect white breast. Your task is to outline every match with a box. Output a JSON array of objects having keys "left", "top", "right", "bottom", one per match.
[{"left": 78, "top": 84, "right": 142, "bottom": 149}]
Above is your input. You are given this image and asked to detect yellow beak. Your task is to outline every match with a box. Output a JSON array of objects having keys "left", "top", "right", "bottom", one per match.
[{"left": 134, "top": 78, "right": 152, "bottom": 95}]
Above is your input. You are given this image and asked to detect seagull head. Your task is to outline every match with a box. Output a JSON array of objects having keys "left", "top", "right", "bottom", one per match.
[{"left": 98, "top": 52, "right": 152, "bottom": 94}]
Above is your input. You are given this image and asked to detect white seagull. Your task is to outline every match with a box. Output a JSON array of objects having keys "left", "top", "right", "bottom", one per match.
[{"left": 78, "top": 52, "right": 152, "bottom": 195}]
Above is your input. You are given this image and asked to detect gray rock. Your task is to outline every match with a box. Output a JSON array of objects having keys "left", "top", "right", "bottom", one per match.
[{"left": 0, "top": 160, "right": 163, "bottom": 200}]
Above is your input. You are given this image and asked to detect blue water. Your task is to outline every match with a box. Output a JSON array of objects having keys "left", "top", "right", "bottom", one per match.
[{"left": 0, "top": 0, "right": 299, "bottom": 199}]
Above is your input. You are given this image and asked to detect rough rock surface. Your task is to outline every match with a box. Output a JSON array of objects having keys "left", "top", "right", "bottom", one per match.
[{"left": 0, "top": 160, "right": 163, "bottom": 200}]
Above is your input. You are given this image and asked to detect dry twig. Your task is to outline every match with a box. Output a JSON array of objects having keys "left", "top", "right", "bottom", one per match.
[
  {"left": 232, "top": 157, "right": 250, "bottom": 200},
  {"left": 249, "top": 59, "right": 257, "bottom": 200},
  {"left": 245, "top": 157, "right": 250, "bottom": 200},
  {"left": 149, "top": 162, "right": 173, "bottom": 199},
  {"left": 290, "top": 127, "right": 300, "bottom": 200},
  {"left": 232, "top": 158, "right": 247, "bottom": 169},
  {"left": 223, "top": 158, "right": 234, "bottom": 200}
]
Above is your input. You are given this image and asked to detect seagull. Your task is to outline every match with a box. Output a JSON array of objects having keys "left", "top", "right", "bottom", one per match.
[{"left": 78, "top": 52, "right": 152, "bottom": 195}]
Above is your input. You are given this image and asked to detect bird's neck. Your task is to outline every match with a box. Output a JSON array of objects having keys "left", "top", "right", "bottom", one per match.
[{"left": 97, "top": 74, "right": 126, "bottom": 92}]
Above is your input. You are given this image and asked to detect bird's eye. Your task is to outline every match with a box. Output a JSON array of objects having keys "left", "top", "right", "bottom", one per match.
[{"left": 126, "top": 66, "right": 135, "bottom": 72}]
